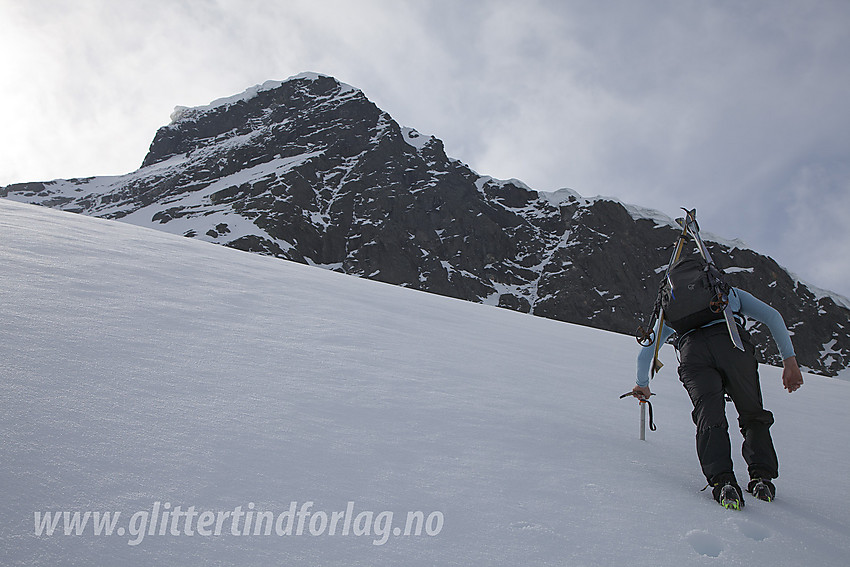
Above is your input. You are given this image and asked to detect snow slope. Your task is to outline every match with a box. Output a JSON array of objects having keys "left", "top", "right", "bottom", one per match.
[{"left": 1, "top": 199, "right": 848, "bottom": 566}]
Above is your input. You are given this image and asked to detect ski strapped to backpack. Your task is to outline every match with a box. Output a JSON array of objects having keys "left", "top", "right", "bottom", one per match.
[
  {"left": 636, "top": 208, "right": 745, "bottom": 378},
  {"left": 636, "top": 214, "right": 689, "bottom": 377},
  {"left": 680, "top": 210, "right": 745, "bottom": 352}
]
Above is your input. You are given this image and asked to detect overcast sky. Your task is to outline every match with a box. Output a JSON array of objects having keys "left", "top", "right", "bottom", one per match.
[{"left": 2, "top": 0, "right": 849, "bottom": 300}]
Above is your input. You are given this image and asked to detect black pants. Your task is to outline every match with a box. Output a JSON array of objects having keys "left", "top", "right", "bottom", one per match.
[{"left": 677, "top": 324, "right": 778, "bottom": 485}]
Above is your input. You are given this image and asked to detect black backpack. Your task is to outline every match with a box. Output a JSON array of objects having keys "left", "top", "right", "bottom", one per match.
[{"left": 661, "top": 256, "right": 729, "bottom": 334}]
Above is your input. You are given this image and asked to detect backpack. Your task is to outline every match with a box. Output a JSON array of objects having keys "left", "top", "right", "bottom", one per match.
[{"left": 661, "top": 256, "right": 729, "bottom": 335}]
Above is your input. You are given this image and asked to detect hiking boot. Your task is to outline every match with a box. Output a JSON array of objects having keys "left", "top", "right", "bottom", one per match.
[
  {"left": 747, "top": 478, "right": 775, "bottom": 502},
  {"left": 712, "top": 481, "right": 745, "bottom": 510}
]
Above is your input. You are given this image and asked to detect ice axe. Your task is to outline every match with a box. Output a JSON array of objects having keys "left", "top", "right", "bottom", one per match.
[{"left": 619, "top": 391, "right": 656, "bottom": 440}]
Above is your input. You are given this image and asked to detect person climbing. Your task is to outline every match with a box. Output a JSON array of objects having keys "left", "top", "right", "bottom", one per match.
[{"left": 633, "top": 252, "right": 805, "bottom": 510}]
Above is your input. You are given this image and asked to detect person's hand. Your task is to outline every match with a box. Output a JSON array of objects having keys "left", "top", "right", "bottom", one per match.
[
  {"left": 782, "top": 356, "right": 804, "bottom": 393},
  {"left": 632, "top": 384, "right": 652, "bottom": 400}
]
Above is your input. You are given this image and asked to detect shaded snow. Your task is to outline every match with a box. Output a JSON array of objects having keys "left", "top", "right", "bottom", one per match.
[{"left": 1, "top": 200, "right": 849, "bottom": 566}]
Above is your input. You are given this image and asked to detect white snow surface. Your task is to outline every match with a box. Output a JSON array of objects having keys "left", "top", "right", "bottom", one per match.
[
  {"left": 1, "top": 198, "right": 849, "bottom": 566},
  {"left": 401, "top": 127, "right": 433, "bottom": 152}
]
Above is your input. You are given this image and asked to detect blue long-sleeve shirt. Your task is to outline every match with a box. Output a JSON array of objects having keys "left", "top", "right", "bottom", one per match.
[{"left": 636, "top": 288, "right": 796, "bottom": 387}]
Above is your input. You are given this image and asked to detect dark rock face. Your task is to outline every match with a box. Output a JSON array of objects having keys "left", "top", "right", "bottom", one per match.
[{"left": 3, "top": 74, "right": 848, "bottom": 376}]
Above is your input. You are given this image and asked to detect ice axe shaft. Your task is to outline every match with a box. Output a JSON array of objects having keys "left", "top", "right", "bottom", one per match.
[{"left": 619, "top": 391, "right": 657, "bottom": 440}]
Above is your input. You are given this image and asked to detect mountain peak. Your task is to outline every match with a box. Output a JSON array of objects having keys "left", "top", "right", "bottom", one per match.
[
  {"left": 145, "top": 72, "right": 367, "bottom": 168},
  {"left": 168, "top": 73, "right": 359, "bottom": 124}
]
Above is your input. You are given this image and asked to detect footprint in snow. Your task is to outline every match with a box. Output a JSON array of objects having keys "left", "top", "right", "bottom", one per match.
[
  {"left": 686, "top": 529, "right": 724, "bottom": 557},
  {"left": 734, "top": 518, "right": 772, "bottom": 541}
]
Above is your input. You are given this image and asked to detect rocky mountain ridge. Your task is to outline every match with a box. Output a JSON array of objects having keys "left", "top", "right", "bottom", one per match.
[{"left": 3, "top": 73, "right": 848, "bottom": 376}]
